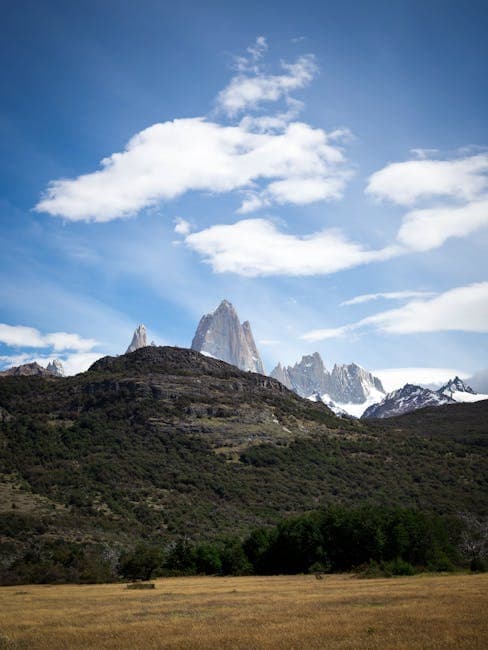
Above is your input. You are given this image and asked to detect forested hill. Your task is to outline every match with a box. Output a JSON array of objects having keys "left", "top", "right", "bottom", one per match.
[{"left": 0, "top": 346, "right": 486, "bottom": 577}]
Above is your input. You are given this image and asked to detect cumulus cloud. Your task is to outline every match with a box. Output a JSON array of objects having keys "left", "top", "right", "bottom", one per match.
[
  {"left": 302, "top": 282, "right": 488, "bottom": 341},
  {"left": 366, "top": 153, "right": 488, "bottom": 205},
  {"left": 0, "top": 323, "right": 97, "bottom": 351},
  {"left": 35, "top": 119, "right": 351, "bottom": 221},
  {"left": 184, "top": 218, "right": 398, "bottom": 277},
  {"left": 397, "top": 198, "right": 488, "bottom": 251},
  {"left": 341, "top": 290, "right": 437, "bottom": 306}
]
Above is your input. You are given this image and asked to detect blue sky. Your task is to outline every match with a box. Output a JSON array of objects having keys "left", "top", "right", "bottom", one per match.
[{"left": 1, "top": 0, "right": 487, "bottom": 388}]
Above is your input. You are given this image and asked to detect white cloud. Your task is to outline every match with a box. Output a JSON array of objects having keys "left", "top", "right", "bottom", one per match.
[
  {"left": 173, "top": 217, "right": 191, "bottom": 235},
  {"left": 0, "top": 323, "right": 98, "bottom": 351},
  {"left": 397, "top": 198, "right": 488, "bottom": 251},
  {"left": 302, "top": 282, "right": 488, "bottom": 340},
  {"left": 0, "top": 323, "right": 45, "bottom": 348},
  {"left": 61, "top": 352, "right": 104, "bottom": 375},
  {"left": 341, "top": 290, "right": 437, "bottom": 306},
  {"left": 217, "top": 50, "right": 317, "bottom": 115},
  {"left": 366, "top": 153, "right": 488, "bottom": 205},
  {"left": 184, "top": 218, "right": 398, "bottom": 277},
  {"left": 234, "top": 36, "right": 268, "bottom": 73},
  {"left": 373, "top": 367, "right": 470, "bottom": 392},
  {"left": 36, "top": 119, "right": 351, "bottom": 221}
]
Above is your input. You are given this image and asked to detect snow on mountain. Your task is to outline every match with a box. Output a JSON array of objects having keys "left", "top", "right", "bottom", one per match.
[
  {"left": 438, "top": 376, "right": 488, "bottom": 402},
  {"left": 270, "top": 353, "right": 385, "bottom": 411},
  {"left": 362, "top": 384, "right": 455, "bottom": 419},
  {"left": 46, "top": 359, "right": 65, "bottom": 377}
]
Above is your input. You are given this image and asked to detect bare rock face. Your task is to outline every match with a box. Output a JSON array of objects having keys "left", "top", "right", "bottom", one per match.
[
  {"left": 325, "top": 363, "right": 385, "bottom": 404},
  {"left": 271, "top": 354, "right": 385, "bottom": 404},
  {"left": 46, "top": 359, "right": 64, "bottom": 377},
  {"left": 271, "top": 352, "right": 328, "bottom": 397},
  {"left": 270, "top": 362, "right": 294, "bottom": 391},
  {"left": 126, "top": 324, "right": 148, "bottom": 353},
  {"left": 191, "top": 300, "right": 265, "bottom": 374}
]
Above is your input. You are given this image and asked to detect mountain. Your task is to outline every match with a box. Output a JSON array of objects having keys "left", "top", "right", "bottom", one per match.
[
  {"left": 1, "top": 346, "right": 487, "bottom": 584},
  {"left": 191, "top": 299, "right": 265, "bottom": 374},
  {"left": 46, "top": 359, "right": 64, "bottom": 377},
  {"left": 438, "top": 376, "right": 488, "bottom": 403},
  {"left": 126, "top": 324, "right": 148, "bottom": 353},
  {"left": 271, "top": 352, "right": 328, "bottom": 397},
  {"left": 325, "top": 363, "right": 385, "bottom": 404},
  {"left": 0, "top": 362, "right": 56, "bottom": 377},
  {"left": 270, "top": 353, "right": 385, "bottom": 414},
  {"left": 362, "top": 384, "right": 455, "bottom": 419}
]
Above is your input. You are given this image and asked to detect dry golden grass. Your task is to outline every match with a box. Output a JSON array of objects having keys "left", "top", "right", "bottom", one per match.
[{"left": 0, "top": 573, "right": 487, "bottom": 649}]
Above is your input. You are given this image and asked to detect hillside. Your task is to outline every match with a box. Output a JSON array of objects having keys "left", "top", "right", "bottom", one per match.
[{"left": 0, "top": 346, "right": 486, "bottom": 574}]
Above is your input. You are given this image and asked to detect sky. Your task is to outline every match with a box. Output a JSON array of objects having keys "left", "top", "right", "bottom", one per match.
[{"left": 1, "top": 0, "right": 487, "bottom": 389}]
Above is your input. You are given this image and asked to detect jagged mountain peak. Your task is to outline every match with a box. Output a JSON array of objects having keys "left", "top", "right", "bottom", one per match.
[
  {"left": 46, "top": 359, "right": 64, "bottom": 377},
  {"left": 270, "top": 354, "right": 384, "bottom": 407},
  {"left": 439, "top": 376, "right": 475, "bottom": 395},
  {"left": 191, "top": 300, "right": 265, "bottom": 375},
  {"left": 126, "top": 324, "right": 148, "bottom": 354},
  {"left": 362, "top": 383, "right": 455, "bottom": 419}
]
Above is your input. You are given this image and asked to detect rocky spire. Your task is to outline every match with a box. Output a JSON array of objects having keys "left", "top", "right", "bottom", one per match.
[
  {"left": 46, "top": 359, "right": 65, "bottom": 377},
  {"left": 271, "top": 354, "right": 385, "bottom": 404},
  {"left": 191, "top": 300, "right": 265, "bottom": 374},
  {"left": 126, "top": 324, "right": 148, "bottom": 353}
]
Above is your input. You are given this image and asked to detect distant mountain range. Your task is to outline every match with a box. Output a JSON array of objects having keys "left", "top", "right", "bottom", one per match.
[
  {"left": 363, "top": 377, "right": 488, "bottom": 419},
  {"left": 270, "top": 352, "right": 385, "bottom": 417},
  {"left": 3, "top": 298, "right": 485, "bottom": 420},
  {"left": 0, "top": 359, "right": 64, "bottom": 377}
]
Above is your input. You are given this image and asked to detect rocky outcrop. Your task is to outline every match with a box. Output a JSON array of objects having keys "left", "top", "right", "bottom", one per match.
[
  {"left": 126, "top": 324, "right": 148, "bottom": 353},
  {"left": 362, "top": 384, "right": 455, "bottom": 419},
  {"left": 191, "top": 300, "right": 265, "bottom": 374}
]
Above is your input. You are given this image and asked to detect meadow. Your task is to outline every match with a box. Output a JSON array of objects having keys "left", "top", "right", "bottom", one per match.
[{"left": 0, "top": 573, "right": 487, "bottom": 649}]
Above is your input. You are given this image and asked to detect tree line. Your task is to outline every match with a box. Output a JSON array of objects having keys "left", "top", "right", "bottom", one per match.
[{"left": 2, "top": 505, "right": 485, "bottom": 584}]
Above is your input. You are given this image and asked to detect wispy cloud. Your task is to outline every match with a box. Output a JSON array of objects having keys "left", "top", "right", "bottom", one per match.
[
  {"left": 217, "top": 36, "right": 317, "bottom": 116},
  {"left": 341, "top": 290, "right": 437, "bottom": 306},
  {"left": 302, "top": 282, "right": 488, "bottom": 340}
]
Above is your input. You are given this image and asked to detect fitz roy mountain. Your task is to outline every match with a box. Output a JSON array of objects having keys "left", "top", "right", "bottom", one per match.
[
  {"left": 191, "top": 300, "right": 265, "bottom": 374},
  {"left": 270, "top": 352, "right": 385, "bottom": 416}
]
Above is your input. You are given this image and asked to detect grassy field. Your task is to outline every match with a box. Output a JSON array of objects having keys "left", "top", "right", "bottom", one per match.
[{"left": 0, "top": 574, "right": 487, "bottom": 649}]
